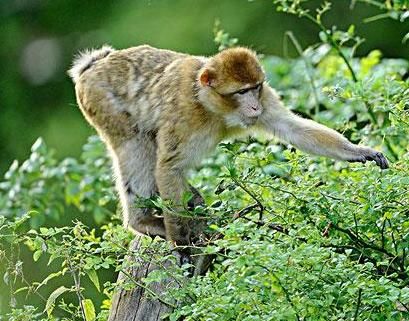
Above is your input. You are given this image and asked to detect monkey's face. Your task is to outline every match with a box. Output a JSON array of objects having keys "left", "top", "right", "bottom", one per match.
[
  {"left": 220, "top": 82, "right": 264, "bottom": 128},
  {"left": 198, "top": 78, "right": 264, "bottom": 128},
  {"left": 198, "top": 47, "right": 265, "bottom": 128}
]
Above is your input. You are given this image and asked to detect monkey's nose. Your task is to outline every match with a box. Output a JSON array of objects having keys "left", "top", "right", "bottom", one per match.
[{"left": 249, "top": 106, "right": 263, "bottom": 117}]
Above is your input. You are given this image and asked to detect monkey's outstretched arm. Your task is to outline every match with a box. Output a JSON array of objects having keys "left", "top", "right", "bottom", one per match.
[{"left": 258, "top": 85, "right": 388, "bottom": 169}]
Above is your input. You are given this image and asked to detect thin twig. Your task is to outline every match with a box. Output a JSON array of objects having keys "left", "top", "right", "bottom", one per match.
[
  {"left": 67, "top": 258, "right": 86, "bottom": 321},
  {"left": 258, "top": 264, "right": 301, "bottom": 321},
  {"left": 233, "top": 203, "right": 259, "bottom": 219},
  {"left": 353, "top": 288, "right": 363, "bottom": 321},
  {"left": 285, "top": 31, "right": 320, "bottom": 114},
  {"left": 248, "top": 181, "right": 304, "bottom": 202},
  {"left": 320, "top": 192, "right": 360, "bottom": 205},
  {"left": 331, "top": 224, "right": 408, "bottom": 281},
  {"left": 387, "top": 219, "right": 399, "bottom": 256},
  {"left": 231, "top": 177, "right": 264, "bottom": 220},
  {"left": 302, "top": 13, "right": 358, "bottom": 82}
]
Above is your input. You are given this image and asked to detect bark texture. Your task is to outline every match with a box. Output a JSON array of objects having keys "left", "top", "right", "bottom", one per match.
[
  {"left": 108, "top": 236, "right": 212, "bottom": 321},
  {"left": 109, "top": 186, "right": 211, "bottom": 321},
  {"left": 108, "top": 213, "right": 212, "bottom": 320},
  {"left": 108, "top": 237, "right": 174, "bottom": 321}
]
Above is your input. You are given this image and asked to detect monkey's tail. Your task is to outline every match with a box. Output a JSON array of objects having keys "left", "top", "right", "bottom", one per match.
[{"left": 68, "top": 45, "right": 115, "bottom": 83}]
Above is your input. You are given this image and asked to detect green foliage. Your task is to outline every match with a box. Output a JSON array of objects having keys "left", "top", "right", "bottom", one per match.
[
  {"left": 0, "top": 136, "right": 115, "bottom": 227},
  {"left": 1, "top": 0, "right": 408, "bottom": 176},
  {"left": 1, "top": 1, "right": 409, "bottom": 319},
  {"left": 213, "top": 21, "right": 239, "bottom": 52},
  {"left": 171, "top": 139, "right": 409, "bottom": 320}
]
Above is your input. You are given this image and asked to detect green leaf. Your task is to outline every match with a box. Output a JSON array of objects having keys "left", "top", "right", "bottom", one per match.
[
  {"left": 47, "top": 253, "right": 59, "bottom": 266},
  {"left": 35, "top": 270, "right": 65, "bottom": 291},
  {"left": 3, "top": 272, "right": 9, "bottom": 285},
  {"left": 401, "top": 11, "right": 409, "bottom": 21},
  {"left": 33, "top": 250, "right": 42, "bottom": 262},
  {"left": 86, "top": 269, "right": 100, "bottom": 292},
  {"left": 39, "top": 227, "right": 48, "bottom": 234},
  {"left": 13, "top": 286, "right": 29, "bottom": 294},
  {"left": 347, "top": 24, "right": 355, "bottom": 36},
  {"left": 45, "top": 286, "right": 70, "bottom": 316},
  {"left": 82, "top": 299, "right": 96, "bottom": 321},
  {"left": 318, "top": 31, "right": 328, "bottom": 42},
  {"left": 209, "top": 224, "right": 219, "bottom": 231},
  {"left": 402, "top": 32, "right": 409, "bottom": 44}
]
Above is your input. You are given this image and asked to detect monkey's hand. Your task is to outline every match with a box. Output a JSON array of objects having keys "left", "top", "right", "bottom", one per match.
[{"left": 346, "top": 146, "right": 389, "bottom": 169}]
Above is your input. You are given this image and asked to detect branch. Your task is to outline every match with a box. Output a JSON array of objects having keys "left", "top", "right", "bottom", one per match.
[
  {"left": 231, "top": 177, "right": 265, "bottom": 220},
  {"left": 353, "top": 288, "right": 362, "bottom": 321}
]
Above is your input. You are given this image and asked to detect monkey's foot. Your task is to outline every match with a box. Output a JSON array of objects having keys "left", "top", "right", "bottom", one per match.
[
  {"left": 180, "top": 251, "right": 192, "bottom": 266},
  {"left": 172, "top": 248, "right": 193, "bottom": 276}
]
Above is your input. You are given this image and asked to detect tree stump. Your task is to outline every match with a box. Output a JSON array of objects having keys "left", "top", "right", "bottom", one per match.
[
  {"left": 107, "top": 236, "right": 173, "bottom": 321},
  {"left": 108, "top": 187, "right": 212, "bottom": 321},
  {"left": 108, "top": 235, "right": 212, "bottom": 321}
]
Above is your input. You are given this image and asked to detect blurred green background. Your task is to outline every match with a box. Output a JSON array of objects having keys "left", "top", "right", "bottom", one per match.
[
  {"left": 0, "top": 0, "right": 408, "bottom": 317},
  {"left": 0, "top": 0, "right": 407, "bottom": 174}
]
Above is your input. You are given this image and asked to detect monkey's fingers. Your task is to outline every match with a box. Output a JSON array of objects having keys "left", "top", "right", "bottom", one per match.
[
  {"left": 347, "top": 148, "right": 389, "bottom": 170},
  {"left": 365, "top": 152, "right": 389, "bottom": 169},
  {"left": 347, "top": 155, "right": 367, "bottom": 164}
]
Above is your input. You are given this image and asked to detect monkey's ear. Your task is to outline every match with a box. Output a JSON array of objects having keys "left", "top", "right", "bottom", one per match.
[{"left": 199, "top": 68, "right": 215, "bottom": 87}]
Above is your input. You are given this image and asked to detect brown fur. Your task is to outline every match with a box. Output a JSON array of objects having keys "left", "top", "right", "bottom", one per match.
[
  {"left": 210, "top": 47, "right": 263, "bottom": 87},
  {"left": 68, "top": 44, "right": 388, "bottom": 246}
]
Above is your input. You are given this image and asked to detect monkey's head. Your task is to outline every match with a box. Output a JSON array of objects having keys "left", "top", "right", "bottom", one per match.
[{"left": 198, "top": 47, "right": 265, "bottom": 128}]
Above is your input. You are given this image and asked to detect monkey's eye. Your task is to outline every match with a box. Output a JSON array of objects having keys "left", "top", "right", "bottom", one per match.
[
  {"left": 237, "top": 88, "right": 249, "bottom": 95},
  {"left": 253, "top": 84, "right": 263, "bottom": 97}
]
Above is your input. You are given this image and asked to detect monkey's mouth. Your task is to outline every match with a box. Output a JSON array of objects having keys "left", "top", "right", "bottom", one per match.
[
  {"left": 223, "top": 113, "right": 259, "bottom": 129},
  {"left": 243, "top": 116, "right": 258, "bottom": 126}
]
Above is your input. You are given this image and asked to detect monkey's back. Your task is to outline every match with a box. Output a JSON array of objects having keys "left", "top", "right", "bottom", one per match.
[
  {"left": 78, "top": 45, "right": 187, "bottom": 102},
  {"left": 73, "top": 45, "right": 191, "bottom": 146}
]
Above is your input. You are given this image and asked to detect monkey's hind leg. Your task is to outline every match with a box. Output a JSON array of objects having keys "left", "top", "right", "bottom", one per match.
[{"left": 113, "top": 135, "right": 167, "bottom": 239}]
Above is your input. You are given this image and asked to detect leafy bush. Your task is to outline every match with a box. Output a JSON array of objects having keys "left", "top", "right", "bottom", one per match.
[{"left": 1, "top": 1, "right": 408, "bottom": 320}]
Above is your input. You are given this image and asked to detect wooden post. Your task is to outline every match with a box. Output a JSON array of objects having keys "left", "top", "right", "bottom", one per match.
[
  {"left": 108, "top": 237, "right": 212, "bottom": 321},
  {"left": 107, "top": 237, "right": 174, "bottom": 321},
  {"left": 108, "top": 187, "right": 212, "bottom": 321}
]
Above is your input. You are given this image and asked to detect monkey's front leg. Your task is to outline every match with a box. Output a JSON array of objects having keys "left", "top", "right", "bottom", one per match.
[
  {"left": 258, "top": 86, "right": 389, "bottom": 169},
  {"left": 154, "top": 162, "right": 192, "bottom": 245}
]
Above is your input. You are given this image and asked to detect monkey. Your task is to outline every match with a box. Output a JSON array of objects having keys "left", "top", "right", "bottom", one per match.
[{"left": 68, "top": 45, "right": 388, "bottom": 246}]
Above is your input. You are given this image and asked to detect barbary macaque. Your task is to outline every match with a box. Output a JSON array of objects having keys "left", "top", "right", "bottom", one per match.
[{"left": 68, "top": 45, "right": 388, "bottom": 245}]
